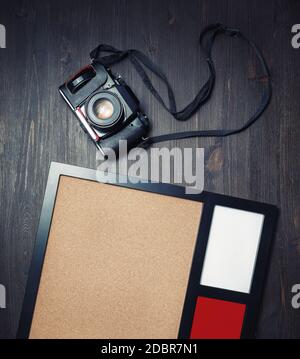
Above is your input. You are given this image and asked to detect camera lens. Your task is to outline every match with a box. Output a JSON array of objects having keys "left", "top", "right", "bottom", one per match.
[
  {"left": 93, "top": 99, "right": 114, "bottom": 120},
  {"left": 86, "top": 91, "right": 123, "bottom": 130}
]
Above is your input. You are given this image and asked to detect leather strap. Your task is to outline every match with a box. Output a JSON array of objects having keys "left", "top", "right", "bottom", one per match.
[{"left": 90, "top": 23, "right": 271, "bottom": 147}]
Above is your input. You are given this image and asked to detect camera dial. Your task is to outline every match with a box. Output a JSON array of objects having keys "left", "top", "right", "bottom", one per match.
[{"left": 86, "top": 91, "right": 123, "bottom": 130}]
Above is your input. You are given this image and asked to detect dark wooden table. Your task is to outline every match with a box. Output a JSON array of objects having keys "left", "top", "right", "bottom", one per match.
[{"left": 0, "top": 0, "right": 299, "bottom": 339}]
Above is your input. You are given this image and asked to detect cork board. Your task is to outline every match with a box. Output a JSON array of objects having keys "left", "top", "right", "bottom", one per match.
[{"left": 29, "top": 175, "right": 203, "bottom": 339}]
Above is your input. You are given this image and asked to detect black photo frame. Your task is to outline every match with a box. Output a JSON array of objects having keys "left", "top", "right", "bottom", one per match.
[{"left": 17, "top": 162, "right": 278, "bottom": 339}]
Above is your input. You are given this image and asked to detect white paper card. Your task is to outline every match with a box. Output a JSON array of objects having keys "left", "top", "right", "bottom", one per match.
[{"left": 200, "top": 205, "right": 264, "bottom": 294}]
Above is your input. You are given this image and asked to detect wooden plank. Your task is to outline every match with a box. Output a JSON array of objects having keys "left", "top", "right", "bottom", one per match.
[{"left": 0, "top": 0, "right": 299, "bottom": 338}]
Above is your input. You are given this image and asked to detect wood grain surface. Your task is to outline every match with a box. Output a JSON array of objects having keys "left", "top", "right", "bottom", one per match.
[{"left": 0, "top": 0, "right": 299, "bottom": 338}]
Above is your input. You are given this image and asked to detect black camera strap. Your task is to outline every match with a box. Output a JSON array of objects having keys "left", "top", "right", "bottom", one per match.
[{"left": 90, "top": 23, "right": 271, "bottom": 147}]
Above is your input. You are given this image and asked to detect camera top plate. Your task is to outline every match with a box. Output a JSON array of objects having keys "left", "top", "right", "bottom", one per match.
[{"left": 59, "top": 62, "right": 109, "bottom": 109}]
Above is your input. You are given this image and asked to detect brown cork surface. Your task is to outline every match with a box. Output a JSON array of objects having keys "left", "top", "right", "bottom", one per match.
[{"left": 29, "top": 176, "right": 203, "bottom": 339}]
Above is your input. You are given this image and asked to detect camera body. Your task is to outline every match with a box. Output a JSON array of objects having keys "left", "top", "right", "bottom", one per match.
[{"left": 59, "top": 62, "right": 150, "bottom": 157}]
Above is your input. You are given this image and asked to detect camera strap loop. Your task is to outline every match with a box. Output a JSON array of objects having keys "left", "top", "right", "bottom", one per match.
[{"left": 90, "top": 23, "right": 271, "bottom": 146}]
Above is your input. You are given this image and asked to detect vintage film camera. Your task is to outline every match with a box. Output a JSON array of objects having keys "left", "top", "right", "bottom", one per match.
[{"left": 59, "top": 62, "right": 150, "bottom": 157}]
